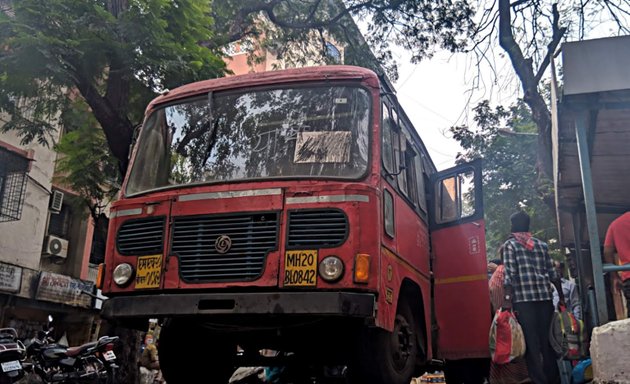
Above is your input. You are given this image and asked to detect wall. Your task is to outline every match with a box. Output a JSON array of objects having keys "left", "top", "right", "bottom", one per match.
[{"left": 0, "top": 127, "right": 60, "bottom": 270}]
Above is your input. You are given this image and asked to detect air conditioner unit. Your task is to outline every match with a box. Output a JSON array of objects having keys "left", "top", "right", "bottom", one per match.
[
  {"left": 50, "top": 190, "right": 64, "bottom": 213},
  {"left": 45, "top": 235, "right": 69, "bottom": 259}
]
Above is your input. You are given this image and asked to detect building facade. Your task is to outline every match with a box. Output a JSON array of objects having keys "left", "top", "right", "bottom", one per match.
[{"left": 0, "top": 122, "right": 101, "bottom": 345}]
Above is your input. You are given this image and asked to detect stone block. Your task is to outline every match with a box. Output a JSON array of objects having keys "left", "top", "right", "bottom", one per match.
[{"left": 591, "top": 318, "right": 630, "bottom": 383}]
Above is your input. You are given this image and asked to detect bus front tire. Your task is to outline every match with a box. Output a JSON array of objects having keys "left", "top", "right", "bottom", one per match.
[{"left": 349, "top": 300, "right": 420, "bottom": 384}]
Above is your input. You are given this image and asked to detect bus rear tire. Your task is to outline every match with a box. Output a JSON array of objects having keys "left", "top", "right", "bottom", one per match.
[{"left": 349, "top": 300, "right": 419, "bottom": 384}]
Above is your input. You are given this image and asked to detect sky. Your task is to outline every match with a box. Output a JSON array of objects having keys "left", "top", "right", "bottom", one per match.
[
  {"left": 386, "top": 9, "right": 630, "bottom": 173},
  {"left": 393, "top": 52, "right": 471, "bottom": 171},
  {"left": 390, "top": 46, "right": 522, "bottom": 172}
]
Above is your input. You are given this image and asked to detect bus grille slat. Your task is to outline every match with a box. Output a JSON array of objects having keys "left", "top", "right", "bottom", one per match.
[
  {"left": 287, "top": 209, "right": 348, "bottom": 248},
  {"left": 171, "top": 212, "right": 278, "bottom": 282},
  {"left": 116, "top": 217, "right": 165, "bottom": 255}
]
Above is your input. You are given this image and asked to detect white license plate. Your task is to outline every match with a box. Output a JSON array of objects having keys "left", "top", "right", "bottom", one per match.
[
  {"left": 1, "top": 360, "right": 21, "bottom": 372},
  {"left": 103, "top": 350, "right": 116, "bottom": 361}
]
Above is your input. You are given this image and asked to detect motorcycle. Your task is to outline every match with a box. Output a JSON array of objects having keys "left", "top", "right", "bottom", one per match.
[
  {"left": 0, "top": 328, "right": 27, "bottom": 384},
  {"left": 25, "top": 328, "right": 119, "bottom": 384}
]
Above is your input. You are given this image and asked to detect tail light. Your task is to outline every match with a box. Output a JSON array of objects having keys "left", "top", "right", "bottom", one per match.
[{"left": 105, "top": 343, "right": 114, "bottom": 351}]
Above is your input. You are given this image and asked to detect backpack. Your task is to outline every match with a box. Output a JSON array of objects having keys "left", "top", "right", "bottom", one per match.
[{"left": 549, "top": 305, "right": 589, "bottom": 360}]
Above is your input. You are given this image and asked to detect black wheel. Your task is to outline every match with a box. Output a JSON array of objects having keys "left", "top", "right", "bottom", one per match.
[
  {"left": 443, "top": 358, "right": 489, "bottom": 384},
  {"left": 159, "top": 320, "right": 235, "bottom": 384},
  {"left": 348, "top": 300, "right": 421, "bottom": 384}
]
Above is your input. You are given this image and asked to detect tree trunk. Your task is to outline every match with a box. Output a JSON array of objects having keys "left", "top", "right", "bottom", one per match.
[{"left": 497, "top": 0, "right": 565, "bottom": 181}]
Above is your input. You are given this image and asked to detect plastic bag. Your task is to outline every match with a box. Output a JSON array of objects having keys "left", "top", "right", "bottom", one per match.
[{"left": 489, "top": 309, "right": 526, "bottom": 364}]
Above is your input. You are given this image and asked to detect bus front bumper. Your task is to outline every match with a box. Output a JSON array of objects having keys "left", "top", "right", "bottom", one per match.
[{"left": 101, "top": 292, "right": 376, "bottom": 320}]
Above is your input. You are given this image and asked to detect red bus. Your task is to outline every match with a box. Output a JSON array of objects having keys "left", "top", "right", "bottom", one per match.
[{"left": 100, "top": 65, "right": 491, "bottom": 384}]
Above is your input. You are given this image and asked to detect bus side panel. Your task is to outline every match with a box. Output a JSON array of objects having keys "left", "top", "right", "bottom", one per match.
[
  {"left": 379, "top": 247, "right": 433, "bottom": 357},
  {"left": 432, "top": 221, "right": 491, "bottom": 359}
]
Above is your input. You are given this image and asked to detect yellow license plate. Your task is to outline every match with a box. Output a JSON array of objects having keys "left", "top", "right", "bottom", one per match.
[
  {"left": 135, "top": 255, "right": 162, "bottom": 289},
  {"left": 284, "top": 250, "right": 317, "bottom": 287}
]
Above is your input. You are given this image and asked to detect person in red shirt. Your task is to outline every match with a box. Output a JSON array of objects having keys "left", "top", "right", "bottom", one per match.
[{"left": 603, "top": 211, "right": 630, "bottom": 318}]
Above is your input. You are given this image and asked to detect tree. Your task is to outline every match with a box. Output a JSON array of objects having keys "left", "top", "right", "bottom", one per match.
[
  {"left": 474, "top": 0, "right": 630, "bottom": 179},
  {"left": 0, "top": 0, "right": 226, "bottom": 174},
  {"left": 451, "top": 99, "right": 559, "bottom": 255},
  {"left": 2, "top": 0, "right": 630, "bottom": 181},
  {"left": 54, "top": 100, "right": 119, "bottom": 221},
  {"left": 209, "top": 0, "right": 476, "bottom": 80}
]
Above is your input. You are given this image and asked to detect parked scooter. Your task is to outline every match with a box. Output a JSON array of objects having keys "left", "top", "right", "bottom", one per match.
[
  {"left": 0, "top": 328, "right": 27, "bottom": 384},
  {"left": 25, "top": 328, "right": 119, "bottom": 384}
]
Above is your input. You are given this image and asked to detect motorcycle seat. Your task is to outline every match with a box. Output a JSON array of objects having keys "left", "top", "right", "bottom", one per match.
[{"left": 65, "top": 341, "right": 98, "bottom": 357}]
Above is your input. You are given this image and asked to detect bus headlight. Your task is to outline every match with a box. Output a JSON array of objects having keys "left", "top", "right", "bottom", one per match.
[
  {"left": 319, "top": 256, "right": 344, "bottom": 282},
  {"left": 113, "top": 263, "right": 134, "bottom": 286}
]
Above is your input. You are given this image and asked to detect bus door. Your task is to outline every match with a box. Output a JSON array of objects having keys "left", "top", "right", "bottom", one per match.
[{"left": 428, "top": 159, "right": 491, "bottom": 359}]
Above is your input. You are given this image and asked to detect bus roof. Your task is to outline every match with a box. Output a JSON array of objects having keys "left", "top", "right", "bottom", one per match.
[{"left": 147, "top": 65, "right": 380, "bottom": 111}]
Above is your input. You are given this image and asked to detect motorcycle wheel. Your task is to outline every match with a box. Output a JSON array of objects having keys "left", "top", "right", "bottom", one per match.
[{"left": 159, "top": 320, "right": 235, "bottom": 384}]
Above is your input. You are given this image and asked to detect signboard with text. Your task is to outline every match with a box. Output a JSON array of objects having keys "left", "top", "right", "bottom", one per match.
[
  {"left": 35, "top": 271, "right": 94, "bottom": 308},
  {"left": 0, "top": 262, "right": 22, "bottom": 293}
]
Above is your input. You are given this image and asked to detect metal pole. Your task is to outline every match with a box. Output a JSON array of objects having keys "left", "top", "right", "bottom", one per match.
[
  {"left": 571, "top": 212, "right": 589, "bottom": 320},
  {"left": 602, "top": 264, "right": 630, "bottom": 273},
  {"left": 575, "top": 113, "right": 608, "bottom": 324},
  {"left": 588, "top": 288, "right": 599, "bottom": 332}
]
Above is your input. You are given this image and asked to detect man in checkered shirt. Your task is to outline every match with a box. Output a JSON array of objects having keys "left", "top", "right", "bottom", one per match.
[{"left": 502, "top": 211, "right": 564, "bottom": 384}]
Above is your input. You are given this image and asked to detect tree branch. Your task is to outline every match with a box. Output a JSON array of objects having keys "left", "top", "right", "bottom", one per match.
[
  {"left": 534, "top": 3, "right": 566, "bottom": 84},
  {"left": 71, "top": 70, "right": 133, "bottom": 174},
  {"left": 498, "top": 0, "right": 553, "bottom": 179}
]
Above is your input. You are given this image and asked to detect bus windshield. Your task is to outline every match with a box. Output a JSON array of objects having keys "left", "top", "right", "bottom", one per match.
[{"left": 126, "top": 85, "right": 371, "bottom": 195}]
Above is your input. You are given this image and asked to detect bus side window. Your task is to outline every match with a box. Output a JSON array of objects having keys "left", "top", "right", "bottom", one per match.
[
  {"left": 389, "top": 109, "right": 406, "bottom": 195},
  {"left": 397, "top": 134, "right": 408, "bottom": 196},
  {"left": 437, "top": 176, "right": 458, "bottom": 223},
  {"left": 435, "top": 170, "right": 476, "bottom": 223},
  {"left": 415, "top": 153, "right": 427, "bottom": 213},
  {"left": 382, "top": 105, "right": 395, "bottom": 174},
  {"left": 403, "top": 143, "right": 418, "bottom": 204}
]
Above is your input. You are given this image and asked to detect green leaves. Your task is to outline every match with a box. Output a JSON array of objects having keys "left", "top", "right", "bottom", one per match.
[
  {"left": 0, "top": 0, "right": 226, "bottom": 168},
  {"left": 451, "top": 100, "right": 558, "bottom": 255},
  {"left": 54, "top": 101, "right": 119, "bottom": 218}
]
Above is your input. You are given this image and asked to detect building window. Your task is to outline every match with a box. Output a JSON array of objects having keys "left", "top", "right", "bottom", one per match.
[
  {"left": 0, "top": 145, "right": 30, "bottom": 222},
  {"left": 48, "top": 203, "right": 72, "bottom": 238}
]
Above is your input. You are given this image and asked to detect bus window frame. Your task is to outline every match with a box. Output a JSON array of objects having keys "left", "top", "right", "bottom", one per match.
[
  {"left": 124, "top": 82, "right": 375, "bottom": 198},
  {"left": 380, "top": 96, "right": 429, "bottom": 220}
]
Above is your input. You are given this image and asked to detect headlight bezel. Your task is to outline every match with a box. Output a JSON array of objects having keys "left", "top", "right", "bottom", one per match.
[
  {"left": 112, "top": 263, "right": 134, "bottom": 286},
  {"left": 318, "top": 255, "right": 344, "bottom": 283}
]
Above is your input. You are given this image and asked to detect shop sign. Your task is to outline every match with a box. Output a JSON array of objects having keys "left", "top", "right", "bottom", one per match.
[
  {"left": 0, "top": 262, "right": 22, "bottom": 293},
  {"left": 35, "top": 271, "right": 94, "bottom": 308}
]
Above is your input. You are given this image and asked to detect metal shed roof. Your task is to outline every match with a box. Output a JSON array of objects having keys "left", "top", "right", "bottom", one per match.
[{"left": 552, "top": 35, "right": 630, "bottom": 324}]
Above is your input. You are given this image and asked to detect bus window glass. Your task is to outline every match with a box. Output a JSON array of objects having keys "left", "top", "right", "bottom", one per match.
[
  {"left": 460, "top": 170, "right": 476, "bottom": 218},
  {"left": 384, "top": 189, "right": 395, "bottom": 237},
  {"left": 390, "top": 109, "right": 401, "bottom": 181},
  {"left": 126, "top": 86, "right": 371, "bottom": 195},
  {"left": 435, "top": 168, "right": 476, "bottom": 223},
  {"left": 414, "top": 154, "right": 427, "bottom": 213},
  {"left": 437, "top": 176, "right": 458, "bottom": 223},
  {"left": 394, "top": 134, "right": 406, "bottom": 196},
  {"left": 382, "top": 106, "right": 395, "bottom": 174},
  {"left": 403, "top": 144, "right": 418, "bottom": 205}
]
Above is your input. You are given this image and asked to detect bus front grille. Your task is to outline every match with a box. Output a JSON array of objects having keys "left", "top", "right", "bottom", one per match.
[
  {"left": 171, "top": 212, "right": 278, "bottom": 282},
  {"left": 287, "top": 209, "right": 348, "bottom": 248},
  {"left": 116, "top": 217, "right": 165, "bottom": 255}
]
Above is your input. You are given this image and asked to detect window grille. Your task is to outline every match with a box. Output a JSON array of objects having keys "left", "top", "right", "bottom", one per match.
[{"left": 0, "top": 147, "right": 30, "bottom": 223}]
